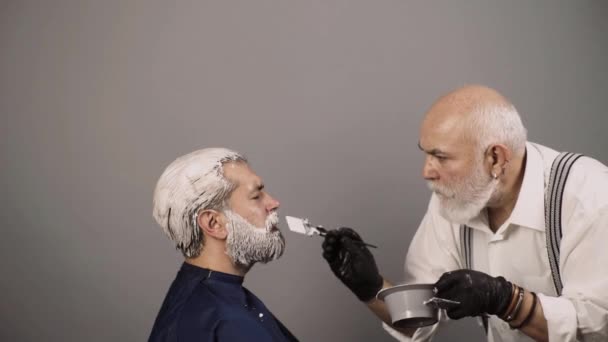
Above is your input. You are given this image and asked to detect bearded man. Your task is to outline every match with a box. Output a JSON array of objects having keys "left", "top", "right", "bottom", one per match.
[
  {"left": 149, "top": 148, "right": 297, "bottom": 342},
  {"left": 322, "top": 85, "right": 608, "bottom": 342}
]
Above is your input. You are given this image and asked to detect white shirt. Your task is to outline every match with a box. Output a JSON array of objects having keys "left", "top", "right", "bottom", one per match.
[{"left": 384, "top": 142, "right": 608, "bottom": 342}]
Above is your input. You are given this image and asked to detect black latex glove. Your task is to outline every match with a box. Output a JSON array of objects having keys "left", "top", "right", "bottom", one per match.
[
  {"left": 322, "top": 227, "right": 383, "bottom": 302},
  {"left": 434, "top": 269, "right": 513, "bottom": 319}
]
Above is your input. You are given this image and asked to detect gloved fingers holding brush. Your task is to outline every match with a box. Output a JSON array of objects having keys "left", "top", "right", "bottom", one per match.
[{"left": 322, "top": 227, "right": 383, "bottom": 302}]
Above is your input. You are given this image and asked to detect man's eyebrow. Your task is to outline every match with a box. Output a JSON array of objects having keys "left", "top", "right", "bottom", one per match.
[
  {"left": 250, "top": 183, "right": 264, "bottom": 193},
  {"left": 417, "top": 142, "right": 447, "bottom": 156}
]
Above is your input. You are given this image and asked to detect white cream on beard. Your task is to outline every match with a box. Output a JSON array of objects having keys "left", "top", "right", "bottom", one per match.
[
  {"left": 427, "top": 161, "right": 499, "bottom": 224},
  {"left": 223, "top": 210, "right": 285, "bottom": 268}
]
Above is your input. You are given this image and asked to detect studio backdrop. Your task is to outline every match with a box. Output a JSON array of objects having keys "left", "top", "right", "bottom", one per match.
[{"left": 1, "top": 1, "right": 606, "bottom": 341}]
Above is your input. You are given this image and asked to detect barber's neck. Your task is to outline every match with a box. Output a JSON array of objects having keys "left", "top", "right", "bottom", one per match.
[
  {"left": 486, "top": 152, "right": 526, "bottom": 233},
  {"left": 186, "top": 242, "right": 248, "bottom": 277}
]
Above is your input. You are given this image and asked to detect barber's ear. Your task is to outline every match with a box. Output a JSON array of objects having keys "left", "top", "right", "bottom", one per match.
[
  {"left": 197, "top": 209, "right": 228, "bottom": 240},
  {"left": 486, "top": 144, "right": 511, "bottom": 177}
]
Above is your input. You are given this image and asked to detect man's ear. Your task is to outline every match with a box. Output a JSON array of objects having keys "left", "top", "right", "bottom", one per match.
[
  {"left": 196, "top": 209, "right": 228, "bottom": 240},
  {"left": 485, "top": 144, "right": 511, "bottom": 178}
]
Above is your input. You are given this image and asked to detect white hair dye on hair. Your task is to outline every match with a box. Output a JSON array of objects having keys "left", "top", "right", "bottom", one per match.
[
  {"left": 465, "top": 103, "right": 528, "bottom": 157},
  {"left": 152, "top": 148, "right": 246, "bottom": 258}
]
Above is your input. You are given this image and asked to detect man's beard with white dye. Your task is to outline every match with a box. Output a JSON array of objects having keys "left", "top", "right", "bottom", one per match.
[
  {"left": 224, "top": 210, "right": 285, "bottom": 269},
  {"left": 427, "top": 161, "right": 499, "bottom": 224}
]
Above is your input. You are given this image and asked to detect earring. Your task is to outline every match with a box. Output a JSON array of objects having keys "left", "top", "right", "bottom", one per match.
[{"left": 492, "top": 172, "right": 498, "bottom": 179}]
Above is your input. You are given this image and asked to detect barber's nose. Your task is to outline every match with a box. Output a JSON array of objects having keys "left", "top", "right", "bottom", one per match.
[
  {"left": 422, "top": 156, "right": 438, "bottom": 181},
  {"left": 266, "top": 194, "right": 280, "bottom": 212}
]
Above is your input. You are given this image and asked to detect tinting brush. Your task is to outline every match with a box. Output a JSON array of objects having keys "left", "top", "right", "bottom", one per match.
[{"left": 285, "top": 216, "right": 377, "bottom": 248}]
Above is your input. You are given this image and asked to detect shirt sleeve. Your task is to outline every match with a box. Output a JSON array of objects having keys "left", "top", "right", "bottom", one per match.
[
  {"left": 381, "top": 195, "right": 462, "bottom": 341},
  {"left": 404, "top": 194, "right": 463, "bottom": 284},
  {"left": 541, "top": 158, "right": 608, "bottom": 341}
]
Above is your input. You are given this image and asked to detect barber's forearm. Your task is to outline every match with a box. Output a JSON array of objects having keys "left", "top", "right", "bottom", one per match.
[
  {"left": 505, "top": 288, "right": 548, "bottom": 342},
  {"left": 365, "top": 279, "right": 394, "bottom": 325},
  {"left": 365, "top": 279, "right": 417, "bottom": 337}
]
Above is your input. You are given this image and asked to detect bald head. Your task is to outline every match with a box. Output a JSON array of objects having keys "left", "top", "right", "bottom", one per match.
[
  {"left": 427, "top": 85, "right": 512, "bottom": 122},
  {"left": 420, "top": 85, "right": 527, "bottom": 157}
]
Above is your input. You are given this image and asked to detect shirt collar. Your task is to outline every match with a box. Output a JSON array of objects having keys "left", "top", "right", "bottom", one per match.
[
  {"left": 506, "top": 142, "right": 546, "bottom": 232},
  {"left": 180, "top": 262, "right": 245, "bottom": 285}
]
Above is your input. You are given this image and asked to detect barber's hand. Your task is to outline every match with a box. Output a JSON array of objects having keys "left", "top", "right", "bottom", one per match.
[
  {"left": 434, "top": 269, "right": 513, "bottom": 319},
  {"left": 322, "top": 227, "right": 383, "bottom": 302}
]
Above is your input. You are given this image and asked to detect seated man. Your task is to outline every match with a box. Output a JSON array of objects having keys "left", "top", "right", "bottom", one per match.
[{"left": 149, "top": 147, "right": 297, "bottom": 342}]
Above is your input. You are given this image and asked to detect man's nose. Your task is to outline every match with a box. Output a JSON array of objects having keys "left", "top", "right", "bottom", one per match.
[
  {"left": 266, "top": 194, "right": 280, "bottom": 212},
  {"left": 422, "top": 156, "right": 438, "bottom": 181}
]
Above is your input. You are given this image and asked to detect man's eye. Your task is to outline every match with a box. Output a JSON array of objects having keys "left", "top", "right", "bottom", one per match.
[{"left": 252, "top": 195, "right": 260, "bottom": 200}]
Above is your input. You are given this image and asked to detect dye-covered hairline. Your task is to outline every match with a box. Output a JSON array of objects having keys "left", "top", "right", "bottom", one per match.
[{"left": 152, "top": 148, "right": 247, "bottom": 258}]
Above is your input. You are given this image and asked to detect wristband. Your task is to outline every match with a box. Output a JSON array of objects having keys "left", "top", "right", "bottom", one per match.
[
  {"left": 500, "top": 284, "right": 519, "bottom": 319},
  {"left": 505, "top": 287, "right": 525, "bottom": 322},
  {"left": 510, "top": 292, "right": 537, "bottom": 330}
]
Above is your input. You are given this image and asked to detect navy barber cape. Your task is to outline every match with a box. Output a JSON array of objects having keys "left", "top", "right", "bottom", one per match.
[{"left": 149, "top": 262, "right": 298, "bottom": 342}]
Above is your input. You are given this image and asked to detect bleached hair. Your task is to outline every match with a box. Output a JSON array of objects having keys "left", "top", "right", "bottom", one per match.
[
  {"left": 152, "top": 148, "right": 246, "bottom": 258},
  {"left": 465, "top": 103, "right": 528, "bottom": 158}
]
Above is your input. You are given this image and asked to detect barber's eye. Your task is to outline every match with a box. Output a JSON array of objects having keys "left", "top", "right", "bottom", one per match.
[{"left": 252, "top": 195, "right": 260, "bottom": 200}]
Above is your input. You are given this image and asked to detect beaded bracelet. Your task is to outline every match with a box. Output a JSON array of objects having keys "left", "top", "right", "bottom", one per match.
[{"left": 510, "top": 292, "right": 537, "bottom": 330}]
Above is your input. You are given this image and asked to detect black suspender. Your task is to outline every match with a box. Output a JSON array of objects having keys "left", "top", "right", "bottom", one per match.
[
  {"left": 544, "top": 152, "right": 583, "bottom": 295},
  {"left": 460, "top": 224, "right": 473, "bottom": 270}
]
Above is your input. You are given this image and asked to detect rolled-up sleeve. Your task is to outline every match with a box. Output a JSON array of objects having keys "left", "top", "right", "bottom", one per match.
[
  {"left": 536, "top": 294, "right": 578, "bottom": 341},
  {"left": 541, "top": 206, "right": 608, "bottom": 341},
  {"left": 547, "top": 160, "right": 608, "bottom": 342}
]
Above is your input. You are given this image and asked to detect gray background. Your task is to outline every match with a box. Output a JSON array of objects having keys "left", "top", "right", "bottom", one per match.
[{"left": 1, "top": 1, "right": 607, "bottom": 341}]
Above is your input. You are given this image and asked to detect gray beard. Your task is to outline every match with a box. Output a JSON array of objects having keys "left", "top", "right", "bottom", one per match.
[
  {"left": 428, "top": 165, "right": 498, "bottom": 224},
  {"left": 224, "top": 210, "right": 285, "bottom": 269},
  {"left": 437, "top": 184, "right": 495, "bottom": 224}
]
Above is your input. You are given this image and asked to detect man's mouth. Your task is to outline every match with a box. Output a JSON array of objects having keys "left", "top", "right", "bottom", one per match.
[{"left": 434, "top": 190, "right": 455, "bottom": 200}]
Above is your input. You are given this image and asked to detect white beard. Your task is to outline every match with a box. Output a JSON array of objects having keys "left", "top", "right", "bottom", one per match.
[
  {"left": 428, "top": 163, "right": 499, "bottom": 224},
  {"left": 223, "top": 210, "right": 285, "bottom": 268}
]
